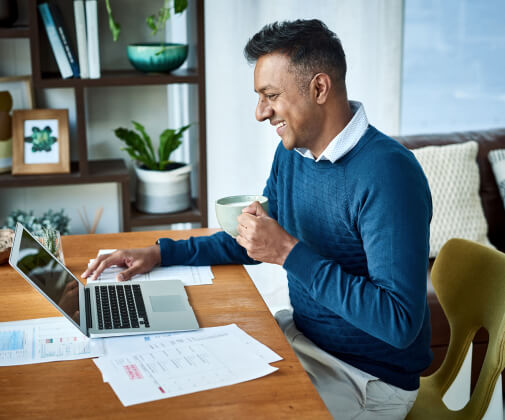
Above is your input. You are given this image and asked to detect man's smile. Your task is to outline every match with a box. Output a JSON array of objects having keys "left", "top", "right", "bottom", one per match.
[{"left": 273, "top": 120, "right": 287, "bottom": 136}]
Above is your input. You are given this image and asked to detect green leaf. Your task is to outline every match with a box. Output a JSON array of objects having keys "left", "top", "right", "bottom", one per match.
[
  {"left": 146, "top": 15, "right": 156, "bottom": 32},
  {"left": 131, "top": 121, "right": 157, "bottom": 164},
  {"left": 158, "top": 128, "right": 175, "bottom": 163},
  {"left": 114, "top": 126, "right": 156, "bottom": 169},
  {"left": 120, "top": 147, "right": 156, "bottom": 170},
  {"left": 158, "top": 123, "right": 190, "bottom": 169},
  {"left": 174, "top": 0, "right": 188, "bottom": 14},
  {"left": 105, "top": 0, "right": 121, "bottom": 41}
]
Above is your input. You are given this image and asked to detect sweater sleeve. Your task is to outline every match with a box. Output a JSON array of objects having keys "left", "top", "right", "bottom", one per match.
[
  {"left": 158, "top": 143, "right": 284, "bottom": 267},
  {"left": 159, "top": 231, "right": 259, "bottom": 266},
  {"left": 283, "top": 149, "right": 432, "bottom": 349}
]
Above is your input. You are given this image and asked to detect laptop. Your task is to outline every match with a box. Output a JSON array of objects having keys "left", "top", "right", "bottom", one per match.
[{"left": 9, "top": 223, "right": 199, "bottom": 338}]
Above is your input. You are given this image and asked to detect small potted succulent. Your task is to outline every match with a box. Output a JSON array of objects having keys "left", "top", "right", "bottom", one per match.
[
  {"left": 105, "top": 0, "right": 189, "bottom": 73},
  {"left": 114, "top": 121, "right": 191, "bottom": 214}
]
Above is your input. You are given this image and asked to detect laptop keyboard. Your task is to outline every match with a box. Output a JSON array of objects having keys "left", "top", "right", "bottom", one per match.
[{"left": 95, "top": 284, "right": 150, "bottom": 330}]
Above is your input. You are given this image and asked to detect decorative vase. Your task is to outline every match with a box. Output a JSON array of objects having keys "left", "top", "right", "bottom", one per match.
[
  {"left": 0, "top": 0, "right": 18, "bottom": 27},
  {"left": 134, "top": 162, "right": 192, "bottom": 214}
]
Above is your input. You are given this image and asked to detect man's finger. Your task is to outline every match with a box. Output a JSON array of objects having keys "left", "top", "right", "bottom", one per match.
[
  {"left": 237, "top": 211, "right": 256, "bottom": 228},
  {"left": 89, "top": 254, "right": 122, "bottom": 281},
  {"left": 117, "top": 261, "right": 143, "bottom": 282},
  {"left": 236, "top": 223, "right": 250, "bottom": 240},
  {"left": 242, "top": 201, "right": 267, "bottom": 216},
  {"left": 81, "top": 253, "right": 107, "bottom": 278}
]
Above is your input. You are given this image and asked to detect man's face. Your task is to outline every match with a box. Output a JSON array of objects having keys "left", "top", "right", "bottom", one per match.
[{"left": 254, "top": 53, "right": 319, "bottom": 151}]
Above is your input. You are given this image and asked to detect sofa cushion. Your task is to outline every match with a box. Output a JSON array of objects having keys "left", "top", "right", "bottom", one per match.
[
  {"left": 411, "top": 141, "right": 491, "bottom": 257},
  {"left": 488, "top": 149, "right": 505, "bottom": 211},
  {"left": 395, "top": 128, "right": 505, "bottom": 252}
]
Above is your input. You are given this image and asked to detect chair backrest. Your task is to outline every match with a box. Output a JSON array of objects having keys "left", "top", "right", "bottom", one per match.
[{"left": 429, "top": 238, "right": 505, "bottom": 418}]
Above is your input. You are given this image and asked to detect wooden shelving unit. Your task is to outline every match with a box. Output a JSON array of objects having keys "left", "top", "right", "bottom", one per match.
[
  {"left": 0, "top": 25, "right": 30, "bottom": 38},
  {"left": 0, "top": 0, "right": 207, "bottom": 232}
]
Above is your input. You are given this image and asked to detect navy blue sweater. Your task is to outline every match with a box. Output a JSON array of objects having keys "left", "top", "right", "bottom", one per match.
[{"left": 159, "top": 126, "right": 433, "bottom": 390}]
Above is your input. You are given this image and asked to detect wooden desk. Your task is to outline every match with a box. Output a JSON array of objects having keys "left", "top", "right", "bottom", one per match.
[{"left": 0, "top": 229, "right": 330, "bottom": 419}]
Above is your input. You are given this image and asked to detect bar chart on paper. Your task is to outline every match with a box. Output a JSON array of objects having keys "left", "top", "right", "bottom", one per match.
[
  {"left": 0, "top": 317, "right": 104, "bottom": 365},
  {"left": 0, "top": 330, "right": 26, "bottom": 362},
  {"left": 36, "top": 327, "right": 93, "bottom": 359}
]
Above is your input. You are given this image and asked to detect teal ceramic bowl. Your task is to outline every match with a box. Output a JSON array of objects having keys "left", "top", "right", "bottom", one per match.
[{"left": 127, "top": 43, "right": 188, "bottom": 73}]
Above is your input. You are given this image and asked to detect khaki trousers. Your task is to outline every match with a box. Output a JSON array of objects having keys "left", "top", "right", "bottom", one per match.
[{"left": 275, "top": 310, "right": 418, "bottom": 420}]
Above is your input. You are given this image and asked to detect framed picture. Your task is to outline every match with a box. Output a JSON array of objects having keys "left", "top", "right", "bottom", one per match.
[
  {"left": 12, "top": 109, "right": 70, "bottom": 175},
  {"left": 0, "top": 75, "right": 35, "bottom": 110}
]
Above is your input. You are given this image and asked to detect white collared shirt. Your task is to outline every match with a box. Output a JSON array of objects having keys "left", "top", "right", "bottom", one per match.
[{"left": 295, "top": 101, "right": 369, "bottom": 163}]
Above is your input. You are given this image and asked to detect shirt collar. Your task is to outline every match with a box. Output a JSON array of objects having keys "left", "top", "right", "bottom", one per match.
[{"left": 295, "top": 100, "right": 369, "bottom": 163}]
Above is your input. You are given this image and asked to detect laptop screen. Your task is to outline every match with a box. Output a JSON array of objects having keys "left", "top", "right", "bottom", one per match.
[{"left": 15, "top": 228, "right": 81, "bottom": 326}]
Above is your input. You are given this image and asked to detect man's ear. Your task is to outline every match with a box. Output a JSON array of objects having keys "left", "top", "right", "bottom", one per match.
[{"left": 310, "top": 73, "right": 332, "bottom": 104}]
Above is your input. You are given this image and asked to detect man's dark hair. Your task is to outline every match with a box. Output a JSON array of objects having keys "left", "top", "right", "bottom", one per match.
[{"left": 244, "top": 19, "right": 347, "bottom": 91}]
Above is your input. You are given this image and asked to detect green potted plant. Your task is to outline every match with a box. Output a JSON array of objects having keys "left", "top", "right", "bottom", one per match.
[
  {"left": 2, "top": 209, "right": 70, "bottom": 262},
  {"left": 105, "top": 0, "right": 189, "bottom": 73},
  {"left": 115, "top": 121, "right": 191, "bottom": 214}
]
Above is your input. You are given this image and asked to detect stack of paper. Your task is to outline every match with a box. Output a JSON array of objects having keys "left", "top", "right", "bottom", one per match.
[
  {"left": 0, "top": 317, "right": 104, "bottom": 366},
  {"left": 94, "top": 324, "right": 282, "bottom": 406},
  {"left": 88, "top": 249, "right": 214, "bottom": 286}
]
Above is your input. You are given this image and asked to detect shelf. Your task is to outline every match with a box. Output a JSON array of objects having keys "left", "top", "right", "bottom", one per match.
[
  {"left": 0, "top": 159, "right": 129, "bottom": 187},
  {"left": 36, "top": 68, "right": 200, "bottom": 88},
  {"left": 0, "top": 26, "right": 30, "bottom": 38},
  {"left": 129, "top": 200, "right": 202, "bottom": 227}
]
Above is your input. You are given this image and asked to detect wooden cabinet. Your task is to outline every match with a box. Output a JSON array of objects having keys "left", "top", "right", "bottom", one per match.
[{"left": 0, "top": 0, "right": 207, "bottom": 231}]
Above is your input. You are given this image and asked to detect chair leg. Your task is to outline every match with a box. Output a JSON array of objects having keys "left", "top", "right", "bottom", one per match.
[
  {"left": 482, "top": 374, "right": 503, "bottom": 420},
  {"left": 442, "top": 342, "right": 472, "bottom": 410}
]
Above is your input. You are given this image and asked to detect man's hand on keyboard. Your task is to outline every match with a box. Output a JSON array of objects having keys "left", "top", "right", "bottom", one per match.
[{"left": 81, "top": 245, "right": 161, "bottom": 282}]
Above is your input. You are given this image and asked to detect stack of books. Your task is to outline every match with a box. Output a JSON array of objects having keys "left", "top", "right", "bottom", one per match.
[{"left": 38, "top": 1, "right": 100, "bottom": 79}]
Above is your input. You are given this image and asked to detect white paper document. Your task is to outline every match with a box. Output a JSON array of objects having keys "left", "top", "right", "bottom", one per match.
[
  {"left": 93, "top": 324, "right": 282, "bottom": 406},
  {"left": 88, "top": 249, "right": 213, "bottom": 286},
  {"left": 0, "top": 317, "right": 104, "bottom": 366}
]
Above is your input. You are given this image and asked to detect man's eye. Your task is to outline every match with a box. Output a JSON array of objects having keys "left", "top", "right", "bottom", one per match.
[{"left": 266, "top": 94, "right": 279, "bottom": 100}]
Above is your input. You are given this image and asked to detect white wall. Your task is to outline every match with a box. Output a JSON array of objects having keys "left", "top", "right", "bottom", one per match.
[{"left": 204, "top": 0, "right": 404, "bottom": 313}]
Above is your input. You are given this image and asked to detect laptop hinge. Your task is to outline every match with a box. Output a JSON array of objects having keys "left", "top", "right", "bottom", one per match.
[{"left": 85, "top": 288, "right": 92, "bottom": 332}]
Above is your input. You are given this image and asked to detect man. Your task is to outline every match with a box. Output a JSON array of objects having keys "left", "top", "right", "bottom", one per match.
[{"left": 83, "top": 20, "right": 432, "bottom": 419}]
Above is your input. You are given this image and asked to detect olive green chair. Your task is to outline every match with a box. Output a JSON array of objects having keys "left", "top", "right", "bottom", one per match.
[{"left": 407, "top": 238, "right": 505, "bottom": 420}]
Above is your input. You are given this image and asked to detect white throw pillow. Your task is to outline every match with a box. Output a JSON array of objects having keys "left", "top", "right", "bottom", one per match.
[
  {"left": 488, "top": 149, "right": 505, "bottom": 210},
  {"left": 412, "top": 141, "right": 491, "bottom": 258}
]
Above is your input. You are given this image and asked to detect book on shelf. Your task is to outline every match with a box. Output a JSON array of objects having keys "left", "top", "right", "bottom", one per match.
[
  {"left": 38, "top": 3, "right": 80, "bottom": 79},
  {"left": 73, "top": 0, "right": 88, "bottom": 78},
  {"left": 85, "top": 0, "right": 100, "bottom": 79},
  {"left": 38, "top": 3, "right": 72, "bottom": 79}
]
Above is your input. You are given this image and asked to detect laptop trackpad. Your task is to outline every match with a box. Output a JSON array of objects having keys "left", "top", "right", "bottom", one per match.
[{"left": 150, "top": 295, "right": 186, "bottom": 312}]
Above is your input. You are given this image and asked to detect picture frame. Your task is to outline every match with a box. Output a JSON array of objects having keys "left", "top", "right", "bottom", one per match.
[
  {"left": 0, "top": 75, "right": 35, "bottom": 110},
  {"left": 11, "top": 109, "right": 70, "bottom": 175}
]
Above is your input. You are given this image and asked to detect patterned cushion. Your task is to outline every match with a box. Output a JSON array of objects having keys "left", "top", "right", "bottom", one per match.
[
  {"left": 488, "top": 149, "right": 505, "bottom": 210},
  {"left": 412, "top": 141, "right": 491, "bottom": 258}
]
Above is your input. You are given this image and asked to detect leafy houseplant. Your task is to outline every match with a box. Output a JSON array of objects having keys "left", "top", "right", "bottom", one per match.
[
  {"left": 3, "top": 209, "right": 70, "bottom": 236},
  {"left": 105, "top": 0, "right": 188, "bottom": 44},
  {"left": 105, "top": 0, "right": 189, "bottom": 72},
  {"left": 114, "top": 121, "right": 193, "bottom": 214},
  {"left": 115, "top": 121, "right": 190, "bottom": 171},
  {"left": 2, "top": 209, "right": 70, "bottom": 262}
]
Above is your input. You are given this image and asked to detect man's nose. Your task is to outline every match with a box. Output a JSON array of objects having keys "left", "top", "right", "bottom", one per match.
[{"left": 256, "top": 98, "right": 272, "bottom": 122}]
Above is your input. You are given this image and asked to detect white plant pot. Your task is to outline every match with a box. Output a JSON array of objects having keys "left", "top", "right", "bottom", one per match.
[{"left": 134, "top": 162, "right": 192, "bottom": 214}]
